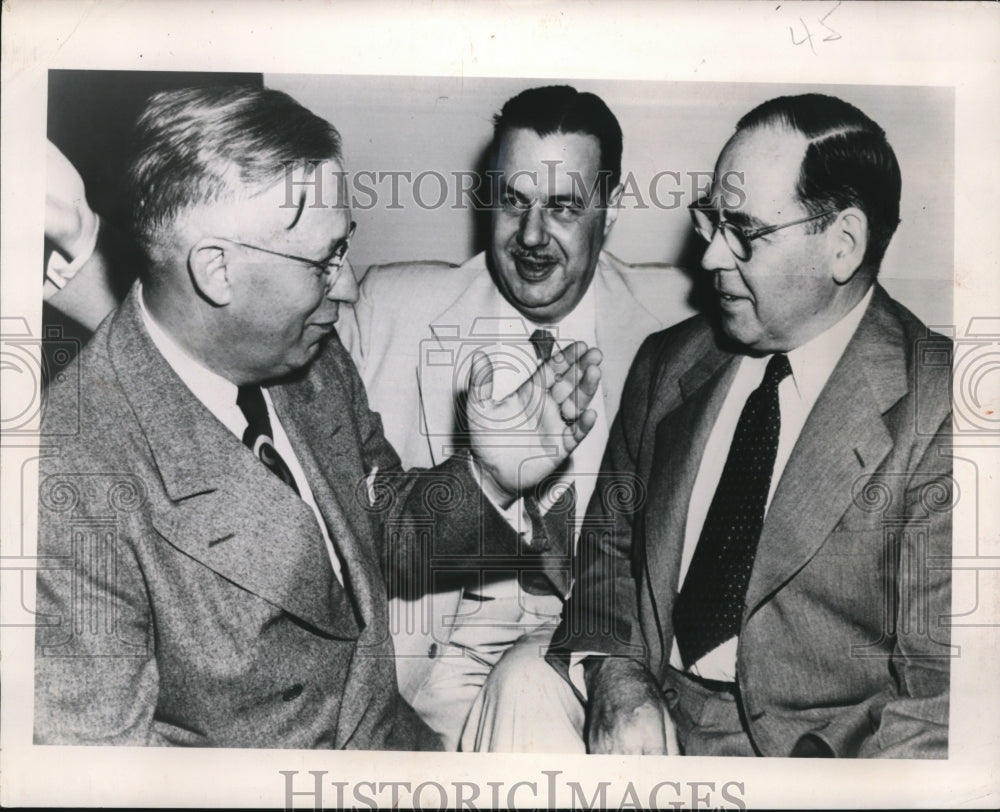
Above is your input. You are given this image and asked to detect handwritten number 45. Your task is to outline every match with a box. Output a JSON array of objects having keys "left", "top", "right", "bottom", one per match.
[{"left": 790, "top": 1, "right": 842, "bottom": 55}]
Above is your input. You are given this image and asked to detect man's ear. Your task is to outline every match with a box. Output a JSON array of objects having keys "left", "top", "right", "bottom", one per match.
[
  {"left": 602, "top": 182, "right": 625, "bottom": 239},
  {"left": 187, "top": 238, "right": 234, "bottom": 306},
  {"left": 829, "top": 207, "right": 868, "bottom": 284}
]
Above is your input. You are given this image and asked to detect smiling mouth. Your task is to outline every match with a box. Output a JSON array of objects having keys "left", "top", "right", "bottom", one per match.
[
  {"left": 512, "top": 253, "right": 558, "bottom": 280},
  {"left": 716, "top": 288, "right": 749, "bottom": 304}
]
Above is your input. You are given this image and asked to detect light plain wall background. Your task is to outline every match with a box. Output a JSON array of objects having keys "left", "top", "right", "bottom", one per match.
[{"left": 267, "top": 73, "right": 954, "bottom": 328}]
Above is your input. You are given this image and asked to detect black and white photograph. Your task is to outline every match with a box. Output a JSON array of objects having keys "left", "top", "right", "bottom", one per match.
[{"left": 2, "top": 1, "right": 998, "bottom": 809}]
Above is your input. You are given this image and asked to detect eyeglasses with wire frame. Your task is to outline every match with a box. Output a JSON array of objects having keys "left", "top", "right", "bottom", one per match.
[
  {"left": 688, "top": 199, "right": 836, "bottom": 261},
  {"left": 227, "top": 221, "right": 357, "bottom": 286}
]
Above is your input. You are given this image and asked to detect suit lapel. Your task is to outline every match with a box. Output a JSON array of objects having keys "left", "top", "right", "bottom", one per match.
[
  {"left": 593, "top": 258, "right": 664, "bottom": 420},
  {"left": 109, "top": 288, "right": 353, "bottom": 638},
  {"left": 422, "top": 272, "right": 508, "bottom": 455},
  {"left": 744, "top": 289, "right": 907, "bottom": 615},
  {"left": 269, "top": 370, "right": 383, "bottom": 629},
  {"left": 270, "top": 370, "right": 391, "bottom": 746},
  {"left": 644, "top": 344, "right": 739, "bottom": 672}
]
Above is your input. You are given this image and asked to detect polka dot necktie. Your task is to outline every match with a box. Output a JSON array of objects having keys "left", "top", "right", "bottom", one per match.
[
  {"left": 236, "top": 385, "right": 300, "bottom": 496},
  {"left": 672, "top": 353, "right": 792, "bottom": 669}
]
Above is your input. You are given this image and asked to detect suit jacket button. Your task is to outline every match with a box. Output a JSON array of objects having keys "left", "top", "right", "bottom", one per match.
[
  {"left": 282, "top": 683, "right": 304, "bottom": 702},
  {"left": 428, "top": 643, "right": 438, "bottom": 659}
]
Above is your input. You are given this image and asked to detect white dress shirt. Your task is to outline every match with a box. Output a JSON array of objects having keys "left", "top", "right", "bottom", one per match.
[
  {"left": 673, "top": 286, "right": 874, "bottom": 681},
  {"left": 487, "top": 284, "right": 611, "bottom": 531},
  {"left": 137, "top": 286, "right": 345, "bottom": 584}
]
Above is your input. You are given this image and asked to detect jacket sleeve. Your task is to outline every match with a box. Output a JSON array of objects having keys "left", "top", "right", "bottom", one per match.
[
  {"left": 548, "top": 333, "right": 665, "bottom": 669},
  {"left": 332, "top": 335, "right": 527, "bottom": 595},
  {"left": 34, "top": 459, "right": 170, "bottom": 746}
]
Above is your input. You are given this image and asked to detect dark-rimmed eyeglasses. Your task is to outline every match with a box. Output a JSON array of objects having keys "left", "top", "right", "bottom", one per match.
[
  {"left": 227, "top": 221, "right": 356, "bottom": 286},
  {"left": 688, "top": 199, "right": 836, "bottom": 261}
]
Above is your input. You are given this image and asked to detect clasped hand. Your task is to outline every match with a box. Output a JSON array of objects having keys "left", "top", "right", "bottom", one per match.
[
  {"left": 466, "top": 341, "right": 602, "bottom": 505},
  {"left": 584, "top": 657, "right": 680, "bottom": 755}
]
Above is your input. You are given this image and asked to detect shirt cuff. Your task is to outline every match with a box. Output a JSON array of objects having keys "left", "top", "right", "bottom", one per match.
[
  {"left": 466, "top": 456, "right": 533, "bottom": 542},
  {"left": 568, "top": 651, "right": 606, "bottom": 698}
]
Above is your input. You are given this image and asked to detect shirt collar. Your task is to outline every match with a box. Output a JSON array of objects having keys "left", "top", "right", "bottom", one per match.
[
  {"left": 137, "top": 283, "right": 240, "bottom": 424},
  {"left": 550, "top": 282, "right": 598, "bottom": 345},
  {"left": 785, "top": 285, "right": 875, "bottom": 403},
  {"left": 486, "top": 280, "right": 599, "bottom": 401},
  {"left": 494, "top": 278, "right": 598, "bottom": 347}
]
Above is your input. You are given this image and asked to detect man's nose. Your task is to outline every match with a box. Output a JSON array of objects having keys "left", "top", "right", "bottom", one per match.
[
  {"left": 327, "top": 258, "right": 359, "bottom": 304},
  {"left": 517, "top": 204, "right": 550, "bottom": 248},
  {"left": 700, "top": 226, "right": 737, "bottom": 273}
]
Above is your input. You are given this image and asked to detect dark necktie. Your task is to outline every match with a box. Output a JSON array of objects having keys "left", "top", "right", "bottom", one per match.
[
  {"left": 529, "top": 328, "right": 557, "bottom": 365},
  {"left": 236, "top": 385, "right": 300, "bottom": 496},
  {"left": 672, "top": 353, "right": 792, "bottom": 669},
  {"left": 520, "top": 328, "right": 574, "bottom": 597}
]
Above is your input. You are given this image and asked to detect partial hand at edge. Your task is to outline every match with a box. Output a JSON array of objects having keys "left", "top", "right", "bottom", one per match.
[
  {"left": 583, "top": 656, "right": 680, "bottom": 755},
  {"left": 45, "top": 140, "right": 99, "bottom": 258}
]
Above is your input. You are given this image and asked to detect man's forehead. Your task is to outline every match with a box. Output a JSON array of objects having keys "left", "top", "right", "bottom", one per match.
[
  {"left": 199, "top": 158, "right": 348, "bottom": 252},
  {"left": 275, "top": 157, "right": 347, "bottom": 208},
  {"left": 498, "top": 128, "right": 602, "bottom": 189},
  {"left": 246, "top": 158, "right": 350, "bottom": 231},
  {"left": 711, "top": 125, "right": 807, "bottom": 215}
]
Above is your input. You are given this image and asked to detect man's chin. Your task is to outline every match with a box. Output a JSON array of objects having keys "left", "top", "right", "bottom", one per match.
[
  {"left": 718, "top": 312, "right": 760, "bottom": 350},
  {"left": 506, "top": 280, "right": 570, "bottom": 318},
  {"left": 259, "top": 341, "right": 327, "bottom": 384},
  {"left": 508, "top": 297, "right": 565, "bottom": 325},
  {"left": 305, "top": 332, "right": 332, "bottom": 356}
]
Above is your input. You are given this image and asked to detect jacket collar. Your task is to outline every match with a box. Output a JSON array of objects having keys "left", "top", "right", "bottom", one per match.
[
  {"left": 646, "top": 286, "right": 908, "bottom": 630},
  {"left": 744, "top": 285, "right": 905, "bottom": 613},
  {"left": 107, "top": 286, "right": 361, "bottom": 639}
]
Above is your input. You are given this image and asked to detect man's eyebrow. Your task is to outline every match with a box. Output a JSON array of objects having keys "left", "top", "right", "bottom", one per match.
[
  {"left": 319, "top": 235, "right": 345, "bottom": 261},
  {"left": 501, "top": 184, "right": 585, "bottom": 209},
  {"left": 501, "top": 183, "right": 531, "bottom": 202},
  {"left": 285, "top": 187, "right": 307, "bottom": 231},
  {"left": 721, "top": 208, "right": 765, "bottom": 230},
  {"left": 546, "top": 193, "right": 585, "bottom": 208},
  {"left": 316, "top": 225, "right": 353, "bottom": 263}
]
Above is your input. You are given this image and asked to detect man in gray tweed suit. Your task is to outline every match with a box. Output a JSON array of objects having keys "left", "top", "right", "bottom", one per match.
[{"left": 33, "top": 85, "right": 602, "bottom": 749}]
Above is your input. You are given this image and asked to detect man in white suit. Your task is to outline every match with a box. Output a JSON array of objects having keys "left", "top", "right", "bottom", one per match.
[{"left": 337, "top": 85, "right": 695, "bottom": 749}]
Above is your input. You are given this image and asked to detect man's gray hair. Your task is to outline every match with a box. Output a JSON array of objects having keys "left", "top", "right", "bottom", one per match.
[{"left": 126, "top": 85, "right": 342, "bottom": 254}]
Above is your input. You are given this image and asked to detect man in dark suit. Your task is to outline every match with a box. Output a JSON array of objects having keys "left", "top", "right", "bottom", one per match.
[
  {"left": 524, "top": 93, "right": 952, "bottom": 757},
  {"left": 33, "top": 85, "right": 602, "bottom": 749}
]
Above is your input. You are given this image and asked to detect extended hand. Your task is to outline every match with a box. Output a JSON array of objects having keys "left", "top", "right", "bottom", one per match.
[
  {"left": 584, "top": 657, "right": 680, "bottom": 755},
  {"left": 466, "top": 340, "right": 602, "bottom": 503}
]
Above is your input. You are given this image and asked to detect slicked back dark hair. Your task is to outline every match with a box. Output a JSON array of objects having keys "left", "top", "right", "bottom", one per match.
[
  {"left": 127, "top": 85, "right": 342, "bottom": 255},
  {"left": 492, "top": 85, "right": 623, "bottom": 198},
  {"left": 736, "top": 93, "right": 901, "bottom": 275}
]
